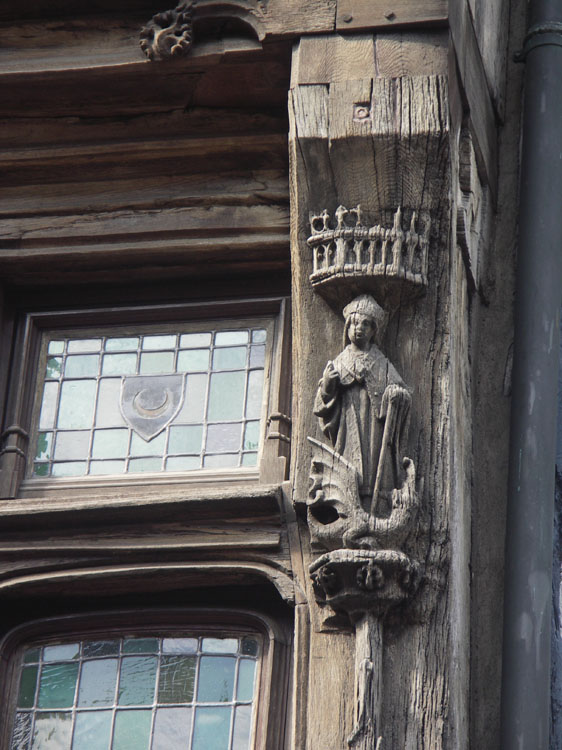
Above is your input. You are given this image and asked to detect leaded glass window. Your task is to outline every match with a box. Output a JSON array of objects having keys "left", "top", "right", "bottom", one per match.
[
  {"left": 30, "top": 322, "right": 271, "bottom": 478},
  {"left": 10, "top": 633, "right": 260, "bottom": 750}
]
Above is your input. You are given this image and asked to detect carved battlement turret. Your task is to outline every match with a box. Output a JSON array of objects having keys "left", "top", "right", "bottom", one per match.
[{"left": 307, "top": 205, "right": 430, "bottom": 307}]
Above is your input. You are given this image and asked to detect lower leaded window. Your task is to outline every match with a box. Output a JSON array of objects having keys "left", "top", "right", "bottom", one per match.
[{"left": 11, "top": 633, "right": 260, "bottom": 750}]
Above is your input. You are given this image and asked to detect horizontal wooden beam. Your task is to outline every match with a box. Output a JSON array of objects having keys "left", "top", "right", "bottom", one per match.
[{"left": 336, "top": 0, "right": 447, "bottom": 31}]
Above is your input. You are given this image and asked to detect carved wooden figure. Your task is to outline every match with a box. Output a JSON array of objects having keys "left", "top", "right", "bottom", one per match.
[{"left": 308, "top": 294, "right": 423, "bottom": 748}]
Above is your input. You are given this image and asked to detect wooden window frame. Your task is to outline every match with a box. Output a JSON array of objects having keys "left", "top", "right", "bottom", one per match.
[
  {"left": 0, "top": 296, "right": 291, "bottom": 501},
  {"left": 0, "top": 608, "right": 291, "bottom": 750}
]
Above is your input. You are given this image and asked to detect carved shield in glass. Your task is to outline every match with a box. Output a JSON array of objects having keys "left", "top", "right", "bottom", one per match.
[{"left": 120, "top": 374, "right": 185, "bottom": 441}]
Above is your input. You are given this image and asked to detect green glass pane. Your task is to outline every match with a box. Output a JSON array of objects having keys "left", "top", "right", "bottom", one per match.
[
  {"left": 89, "top": 460, "right": 126, "bottom": 475},
  {"left": 118, "top": 656, "right": 157, "bottom": 706},
  {"left": 17, "top": 665, "right": 38, "bottom": 708},
  {"left": 251, "top": 329, "right": 266, "bottom": 343},
  {"left": 232, "top": 705, "right": 252, "bottom": 750},
  {"left": 162, "top": 638, "right": 198, "bottom": 654},
  {"left": 72, "top": 710, "right": 112, "bottom": 750},
  {"left": 43, "top": 644, "right": 79, "bottom": 662},
  {"left": 201, "top": 639, "right": 238, "bottom": 655},
  {"left": 192, "top": 706, "right": 232, "bottom": 750},
  {"left": 249, "top": 345, "right": 265, "bottom": 368},
  {"left": 168, "top": 425, "right": 203, "bottom": 454},
  {"left": 243, "top": 421, "right": 260, "bottom": 451},
  {"left": 51, "top": 462, "right": 87, "bottom": 477},
  {"left": 241, "top": 453, "right": 257, "bottom": 467},
  {"left": 23, "top": 648, "right": 41, "bottom": 664},
  {"left": 102, "top": 354, "right": 137, "bottom": 376},
  {"left": 206, "top": 423, "right": 241, "bottom": 453},
  {"left": 32, "top": 712, "right": 72, "bottom": 749},
  {"left": 207, "top": 372, "right": 245, "bottom": 422},
  {"left": 236, "top": 660, "right": 256, "bottom": 702},
  {"left": 240, "top": 638, "right": 259, "bottom": 657},
  {"left": 11, "top": 711, "right": 31, "bottom": 750},
  {"left": 177, "top": 374, "right": 207, "bottom": 423},
  {"left": 245, "top": 370, "right": 264, "bottom": 420},
  {"left": 33, "top": 463, "right": 49, "bottom": 477},
  {"left": 68, "top": 339, "right": 102, "bottom": 353},
  {"left": 46, "top": 357, "right": 62, "bottom": 379},
  {"left": 112, "top": 710, "right": 152, "bottom": 750},
  {"left": 53, "top": 431, "right": 89, "bottom": 461},
  {"left": 158, "top": 656, "right": 196, "bottom": 704},
  {"left": 39, "top": 382, "right": 59, "bottom": 430},
  {"left": 166, "top": 456, "right": 201, "bottom": 471},
  {"left": 215, "top": 331, "right": 248, "bottom": 346},
  {"left": 130, "top": 432, "right": 165, "bottom": 458},
  {"left": 142, "top": 335, "right": 176, "bottom": 350},
  {"left": 203, "top": 454, "right": 238, "bottom": 469},
  {"left": 91, "top": 429, "right": 129, "bottom": 460},
  {"left": 95, "top": 379, "right": 125, "bottom": 428},
  {"left": 152, "top": 707, "right": 193, "bottom": 750},
  {"left": 123, "top": 638, "right": 158, "bottom": 654},
  {"left": 64, "top": 355, "right": 99, "bottom": 378},
  {"left": 58, "top": 381, "right": 96, "bottom": 429},
  {"left": 78, "top": 659, "right": 118, "bottom": 706},
  {"left": 139, "top": 352, "right": 175, "bottom": 375},
  {"left": 35, "top": 432, "right": 52, "bottom": 461},
  {"left": 196, "top": 657, "right": 236, "bottom": 702},
  {"left": 177, "top": 349, "right": 210, "bottom": 373},
  {"left": 37, "top": 663, "right": 79, "bottom": 708},
  {"left": 82, "top": 641, "right": 119, "bottom": 658},
  {"left": 48, "top": 340, "right": 64, "bottom": 354},
  {"left": 212, "top": 347, "right": 247, "bottom": 371},
  {"left": 180, "top": 333, "right": 211, "bottom": 348},
  {"left": 105, "top": 337, "right": 139, "bottom": 352}
]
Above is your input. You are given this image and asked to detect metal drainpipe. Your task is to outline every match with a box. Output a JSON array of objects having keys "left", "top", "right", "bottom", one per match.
[{"left": 500, "top": 1, "right": 562, "bottom": 748}]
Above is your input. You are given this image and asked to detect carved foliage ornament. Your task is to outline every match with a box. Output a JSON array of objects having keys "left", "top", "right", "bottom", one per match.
[{"left": 140, "top": 2, "right": 195, "bottom": 61}]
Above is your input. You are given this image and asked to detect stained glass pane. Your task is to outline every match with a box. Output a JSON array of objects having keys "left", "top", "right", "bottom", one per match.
[
  {"left": 11, "top": 712, "right": 31, "bottom": 750},
  {"left": 17, "top": 665, "right": 38, "bottom": 708},
  {"left": 245, "top": 371, "right": 264, "bottom": 420},
  {"left": 166, "top": 456, "right": 200, "bottom": 471},
  {"left": 249, "top": 346, "right": 265, "bottom": 368},
  {"left": 53, "top": 432, "right": 90, "bottom": 461},
  {"left": 51, "top": 462, "right": 87, "bottom": 477},
  {"left": 202, "top": 639, "right": 238, "bottom": 655},
  {"left": 32, "top": 712, "right": 72, "bottom": 749},
  {"left": 142, "top": 335, "right": 176, "bottom": 350},
  {"left": 105, "top": 337, "right": 139, "bottom": 351},
  {"left": 78, "top": 659, "right": 118, "bottom": 706},
  {"left": 82, "top": 641, "right": 119, "bottom": 658},
  {"left": 89, "top": 460, "right": 126, "bottom": 475},
  {"left": 112, "top": 710, "right": 152, "bottom": 750},
  {"left": 236, "top": 660, "right": 256, "bottom": 702},
  {"left": 243, "top": 422, "right": 260, "bottom": 451},
  {"left": 177, "top": 349, "right": 209, "bottom": 372},
  {"left": 43, "top": 645, "right": 79, "bottom": 662},
  {"left": 158, "top": 656, "right": 196, "bottom": 703},
  {"left": 212, "top": 347, "right": 246, "bottom": 370},
  {"left": 152, "top": 707, "right": 193, "bottom": 750},
  {"left": 46, "top": 357, "right": 62, "bottom": 380},
  {"left": 215, "top": 331, "right": 248, "bottom": 346},
  {"left": 39, "top": 382, "right": 59, "bottom": 430},
  {"left": 64, "top": 355, "right": 98, "bottom": 378},
  {"left": 192, "top": 707, "right": 231, "bottom": 750},
  {"left": 241, "top": 453, "right": 257, "bottom": 467},
  {"left": 168, "top": 425, "right": 202, "bottom": 454},
  {"left": 251, "top": 329, "right": 266, "bottom": 343},
  {"left": 196, "top": 657, "right": 236, "bottom": 703},
  {"left": 48, "top": 341, "right": 64, "bottom": 354},
  {"left": 57, "top": 381, "right": 96, "bottom": 430},
  {"left": 92, "top": 429, "right": 129, "bottom": 460},
  {"left": 35, "top": 432, "right": 52, "bottom": 461},
  {"left": 130, "top": 432, "right": 166, "bottom": 457},
  {"left": 95, "top": 380, "right": 124, "bottom": 427},
  {"left": 128, "top": 457, "right": 162, "bottom": 473},
  {"left": 203, "top": 454, "right": 238, "bottom": 469},
  {"left": 240, "top": 638, "right": 259, "bottom": 657},
  {"left": 72, "top": 711, "right": 112, "bottom": 750},
  {"left": 118, "top": 657, "right": 157, "bottom": 706},
  {"left": 68, "top": 339, "right": 101, "bottom": 353},
  {"left": 180, "top": 333, "right": 211, "bottom": 348},
  {"left": 37, "top": 663, "right": 79, "bottom": 708},
  {"left": 162, "top": 638, "right": 198, "bottom": 654},
  {"left": 24, "top": 648, "right": 41, "bottom": 664},
  {"left": 139, "top": 352, "right": 175, "bottom": 375},
  {"left": 102, "top": 354, "right": 137, "bottom": 376},
  {"left": 122, "top": 639, "right": 158, "bottom": 654},
  {"left": 178, "top": 374, "right": 207, "bottom": 422},
  {"left": 207, "top": 372, "right": 245, "bottom": 422},
  {"left": 232, "top": 705, "right": 252, "bottom": 750},
  {"left": 206, "top": 424, "right": 241, "bottom": 453}
]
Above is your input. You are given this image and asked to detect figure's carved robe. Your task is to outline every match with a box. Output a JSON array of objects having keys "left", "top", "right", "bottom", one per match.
[{"left": 314, "top": 344, "right": 411, "bottom": 503}]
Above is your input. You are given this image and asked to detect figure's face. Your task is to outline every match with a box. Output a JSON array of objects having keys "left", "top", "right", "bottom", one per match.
[{"left": 347, "top": 313, "right": 375, "bottom": 350}]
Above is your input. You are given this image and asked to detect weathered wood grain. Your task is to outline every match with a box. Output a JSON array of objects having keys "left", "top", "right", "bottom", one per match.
[
  {"left": 374, "top": 30, "right": 448, "bottom": 77},
  {"left": 336, "top": 0, "right": 447, "bottom": 31}
]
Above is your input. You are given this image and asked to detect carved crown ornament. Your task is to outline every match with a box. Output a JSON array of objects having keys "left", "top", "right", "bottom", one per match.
[
  {"left": 140, "top": 1, "right": 195, "bottom": 60},
  {"left": 307, "top": 205, "right": 431, "bottom": 309}
]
